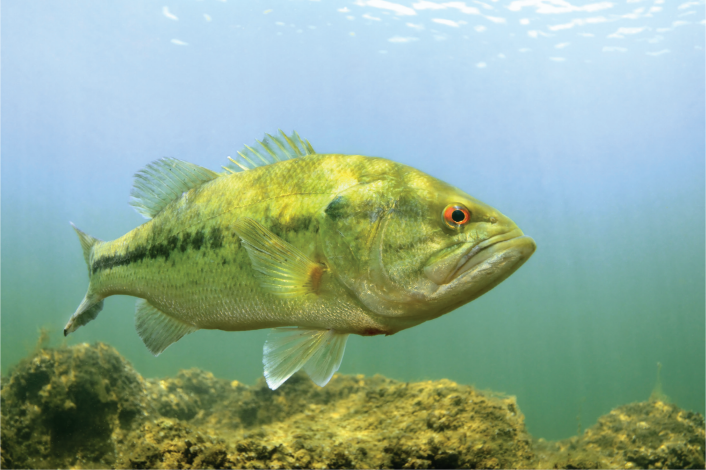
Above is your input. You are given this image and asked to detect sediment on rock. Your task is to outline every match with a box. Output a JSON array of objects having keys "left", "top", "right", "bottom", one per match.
[
  {"left": 534, "top": 400, "right": 706, "bottom": 469},
  {"left": 1, "top": 342, "right": 704, "bottom": 469},
  {"left": 1, "top": 343, "right": 147, "bottom": 469}
]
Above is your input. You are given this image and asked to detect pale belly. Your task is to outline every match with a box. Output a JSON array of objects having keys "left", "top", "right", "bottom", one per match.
[{"left": 97, "top": 263, "right": 398, "bottom": 336}]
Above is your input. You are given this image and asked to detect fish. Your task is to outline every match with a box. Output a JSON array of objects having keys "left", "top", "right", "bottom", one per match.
[{"left": 64, "top": 131, "right": 536, "bottom": 390}]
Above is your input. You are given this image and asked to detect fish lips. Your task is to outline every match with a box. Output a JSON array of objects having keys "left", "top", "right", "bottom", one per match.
[
  {"left": 425, "top": 229, "right": 536, "bottom": 286},
  {"left": 453, "top": 233, "right": 536, "bottom": 291}
]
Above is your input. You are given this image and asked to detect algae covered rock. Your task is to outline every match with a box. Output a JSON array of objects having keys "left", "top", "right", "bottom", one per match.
[
  {"left": 2, "top": 342, "right": 704, "bottom": 469},
  {"left": 1, "top": 342, "right": 147, "bottom": 469},
  {"left": 581, "top": 400, "right": 705, "bottom": 469},
  {"left": 135, "top": 368, "right": 535, "bottom": 468},
  {"left": 146, "top": 368, "right": 230, "bottom": 422},
  {"left": 212, "top": 374, "right": 534, "bottom": 469},
  {"left": 534, "top": 400, "right": 706, "bottom": 469},
  {"left": 116, "top": 418, "right": 228, "bottom": 469}
]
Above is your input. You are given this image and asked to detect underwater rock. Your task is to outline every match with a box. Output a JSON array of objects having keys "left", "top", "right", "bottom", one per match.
[
  {"left": 1, "top": 342, "right": 147, "bottom": 469},
  {"left": 2, "top": 342, "right": 704, "bottom": 469},
  {"left": 146, "top": 369, "right": 231, "bottom": 422},
  {"left": 582, "top": 400, "right": 704, "bottom": 469},
  {"left": 534, "top": 400, "right": 705, "bottom": 469},
  {"left": 203, "top": 373, "right": 535, "bottom": 469},
  {"left": 136, "top": 364, "right": 535, "bottom": 468},
  {"left": 117, "top": 418, "right": 229, "bottom": 469}
]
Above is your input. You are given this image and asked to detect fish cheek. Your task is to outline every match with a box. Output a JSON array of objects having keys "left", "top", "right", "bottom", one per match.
[{"left": 381, "top": 205, "right": 440, "bottom": 288}]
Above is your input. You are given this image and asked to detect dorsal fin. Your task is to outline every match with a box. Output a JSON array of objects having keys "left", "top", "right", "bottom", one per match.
[
  {"left": 223, "top": 130, "right": 315, "bottom": 173},
  {"left": 130, "top": 158, "right": 220, "bottom": 219}
]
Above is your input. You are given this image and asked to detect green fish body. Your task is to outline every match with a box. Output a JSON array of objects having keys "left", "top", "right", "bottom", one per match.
[{"left": 65, "top": 132, "right": 536, "bottom": 389}]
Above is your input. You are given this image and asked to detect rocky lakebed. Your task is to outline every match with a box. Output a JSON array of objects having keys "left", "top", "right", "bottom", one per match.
[{"left": 1, "top": 342, "right": 704, "bottom": 469}]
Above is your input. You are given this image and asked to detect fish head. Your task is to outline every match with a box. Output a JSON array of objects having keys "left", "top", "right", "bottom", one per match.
[{"left": 320, "top": 159, "right": 536, "bottom": 324}]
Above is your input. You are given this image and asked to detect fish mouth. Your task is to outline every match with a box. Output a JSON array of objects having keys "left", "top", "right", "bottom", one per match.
[{"left": 444, "top": 228, "right": 532, "bottom": 284}]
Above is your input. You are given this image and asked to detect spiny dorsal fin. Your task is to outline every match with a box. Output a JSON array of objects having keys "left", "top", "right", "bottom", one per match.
[
  {"left": 130, "top": 158, "right": 220, "bottom": 219},
  {"left": 223, "top": 130, "right": 315, "bottom": 173}
]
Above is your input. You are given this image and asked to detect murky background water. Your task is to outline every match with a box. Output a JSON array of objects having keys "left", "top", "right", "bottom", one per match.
[{"left": 3, "top": 0, "right": 704, "bottom": 440}]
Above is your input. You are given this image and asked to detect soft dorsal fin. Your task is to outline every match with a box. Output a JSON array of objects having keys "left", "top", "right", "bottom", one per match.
[
  {"left": 130, "top": 158, "right": 220, "bottom": 219},
  {"left": 223, "top": 130, "right": 315, "bottom": 173}
]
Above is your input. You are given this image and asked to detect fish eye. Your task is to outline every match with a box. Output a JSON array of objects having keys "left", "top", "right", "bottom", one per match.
[{"left": 443, "top": 204, "right": 471, "bottom": 228}]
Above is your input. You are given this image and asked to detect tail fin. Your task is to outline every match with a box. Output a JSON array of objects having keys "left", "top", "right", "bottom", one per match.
[
  {"left": 64, "top": 223, "right": 104, "bottom": 336},
  {"left": 71, "top": 222, "right": 100, "bottom": 271}
]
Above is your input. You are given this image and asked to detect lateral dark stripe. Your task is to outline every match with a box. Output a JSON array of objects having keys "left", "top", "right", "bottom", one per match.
[{"left": 91, "top": 227, "right": 225, "bottom": 273}]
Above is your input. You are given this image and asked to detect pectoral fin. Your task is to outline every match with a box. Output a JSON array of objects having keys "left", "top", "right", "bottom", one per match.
[
  {"left": 234, "top": 217, "right": 325, "bottom": 297},
  {"left": 263, "top": 328, "right": 349, "bottom": 390}
]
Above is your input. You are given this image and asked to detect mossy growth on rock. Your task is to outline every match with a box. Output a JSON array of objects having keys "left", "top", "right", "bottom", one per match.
[
  {"left": 533, "top": 400, "right": 705, "bottom": 469},
  {"left": 1, "top": 343, "right": 147, "bottom": 469},
  {"left": 2, "top": 342, "right": 704, "bottom": 469}
]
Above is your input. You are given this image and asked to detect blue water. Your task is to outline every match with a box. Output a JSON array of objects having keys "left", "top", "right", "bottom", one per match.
[{"left": 2, "top": 0, "right": 704, "bottom": 440}]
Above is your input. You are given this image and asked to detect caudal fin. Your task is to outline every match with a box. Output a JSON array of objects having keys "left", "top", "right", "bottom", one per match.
[
  {"left": 64, "top": 223, "right": 104, "bottom": 336},
  {"left": 71, "top": 222, "right": 100, "bottom": 270}
]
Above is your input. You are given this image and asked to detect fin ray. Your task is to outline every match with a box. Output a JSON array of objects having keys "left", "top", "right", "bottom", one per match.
[
  {"left": 70, "top": 222, "right": 102, "bottom": 268},
  {"left": 130, "top": 158, "right": 219, "bottom": 219},
  {"left": 236, "top": 150, "right": 258, "bottom": 168},
  {"left": 225, "top": 130, "right": 316, "bottom": 173},
  {"left": 263, "top": 328, "right": 347, "bottom": 389},
  {"left": 228, "top": 156, "right": 251, "bottom": 171},
  {"left": 256, "top": 138, "right": 280, "bottom": 162},
  {"left": 244, "top": 144, "right": 271, "bottom": 164},
  {"left": 234, "top": 218, "right": 324, "bottom": 297},
  {"left": 64, "top": 223, "right": 105, "bottom": 336},
  {"left": 279, "top": 130, "right": 302, "bottom": 158},
  {"left": 135, "top": 299, "right": 198, "bottom": 356},
  {"left": 268, "top": 133, "right": 291, "bottom": 159},
  {"left": 303, "top": 331, "right": 349, "bottom": 387}
]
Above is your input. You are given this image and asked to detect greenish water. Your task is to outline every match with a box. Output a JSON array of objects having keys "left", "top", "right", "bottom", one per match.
[{"left": 2, "top": 0, "right": 704, "bottom": 441}]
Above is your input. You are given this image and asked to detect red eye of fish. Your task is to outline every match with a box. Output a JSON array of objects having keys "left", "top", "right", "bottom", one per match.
[{"left": 443, "top": 204, "right": 471, "bottom": 228}]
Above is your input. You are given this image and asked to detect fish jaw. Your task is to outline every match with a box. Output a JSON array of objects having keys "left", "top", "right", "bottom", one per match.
[
  {"left": 423, "top": 228, "right": 525, "bottom": 286},
  {"left": 433, "top": 229, "right": 528, "bottom": 285},
  {"left": 429, "top": 233, "right": 536, "bottom": 305}
]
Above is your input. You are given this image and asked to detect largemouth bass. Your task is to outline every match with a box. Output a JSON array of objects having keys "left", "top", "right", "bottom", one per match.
[{"left": 64, "top": 131, "right": 536, "bottom": 389}]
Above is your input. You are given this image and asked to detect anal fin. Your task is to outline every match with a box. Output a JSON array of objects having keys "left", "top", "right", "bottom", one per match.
[
  {"left": 135, "top": 299, "right": 198, "bottom": 356},
  {"left": 263, "top": 328, "right": 349, "bottom": 390}
]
